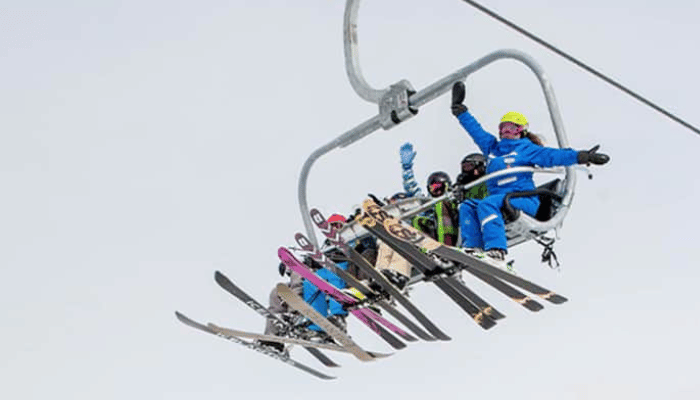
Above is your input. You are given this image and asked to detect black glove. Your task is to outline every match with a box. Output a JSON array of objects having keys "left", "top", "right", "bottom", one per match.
[
  {"left": 451, "top": 81, "right": 468, "bottom": 117},
  {"left": 577, "top": 145, "right": 610, "bottom": 165}
]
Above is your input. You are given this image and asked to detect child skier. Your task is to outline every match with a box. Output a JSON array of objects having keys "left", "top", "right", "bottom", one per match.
[{"left": 450, "top": 81, "right": 609, "bottom": 260}]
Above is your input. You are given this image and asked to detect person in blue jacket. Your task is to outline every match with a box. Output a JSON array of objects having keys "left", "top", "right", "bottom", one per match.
[
  {"left": 450, "top": 81, "right": 609, "bottom": 261},
  {"left": 303, "top": 213, "right": 349, "bottom": 338}
]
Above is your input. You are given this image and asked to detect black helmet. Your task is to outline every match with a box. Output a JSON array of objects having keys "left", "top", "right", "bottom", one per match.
[
  {"left": 426, "top": 171, "right": 451, "bottom": 197},
  {"left": 456, "top": 153, "right": 487, "bottom": 186},
  {"left": 461, "top": 153, "right": 487, "bottom": 174}
]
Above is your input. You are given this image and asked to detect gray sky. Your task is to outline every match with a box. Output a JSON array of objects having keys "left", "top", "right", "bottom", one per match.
[{"left": 2, "top": 1, "right": 699, "bottom": 399}]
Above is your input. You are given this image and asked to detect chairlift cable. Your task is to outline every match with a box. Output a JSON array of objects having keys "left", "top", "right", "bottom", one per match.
[{"left": 459, "top": 0, "right": 700, "bottom": 136}]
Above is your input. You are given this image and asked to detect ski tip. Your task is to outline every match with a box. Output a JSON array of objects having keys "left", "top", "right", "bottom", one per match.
[
  {"left": 174, "top": 310, "right": 188, "bottom": 323},
  {"left": 548, "top": 294, "right": 568, "bottom": 304},
  {"left": 476, "top": 314, "right": 497, "bottom": 330},
  {"left": 309, "top": 209, "right": 327, "bottom": 226},
  {"left": 367, "top": 351, "right": 394, "bottom": 359},
  {"left": 523, "top": 299, "right": 545, "bottom": 312},
  {"left": 402, "top": 334, "right": 419, "bottom": 342},
  {"left": 484, "top": 307, "right": 506, "bottom": 320},
  {"left": 277, "top": 246, "right": 293, "bottom": 261},
  {"left": 537, "top": 291, "right": 568, "bottom": 304},
  {"left": 214, "top": 270, "right": 227, "bottom": 283}
]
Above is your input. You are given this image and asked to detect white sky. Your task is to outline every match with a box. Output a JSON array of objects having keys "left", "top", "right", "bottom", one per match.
[{"left": 2, "top": 1, "right": 699, "bottom": 399}]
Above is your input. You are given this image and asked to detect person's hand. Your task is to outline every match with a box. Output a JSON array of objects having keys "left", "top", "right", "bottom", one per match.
[
  {"left": 400, "top": 142, "right": 416, "bottom": 169},
  {"left": 451, "top": 81, "right": 468, "bottom": 117},
  {"left": 577, "top": 145, "right": 610, "bottom": 165}
]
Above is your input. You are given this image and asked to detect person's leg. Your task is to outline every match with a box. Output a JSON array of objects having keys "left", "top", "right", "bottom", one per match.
[
  {"left": 318, "top": 266, "right": 348, "bottom": 332},
  {"left": 477, "top": 194, "right": 507, "bottom": 252},
  {"left": 318, "top": 266, "right": 348, "bottom": 317},
  {"left": 459, "top": 199, "right": 484, "bottom": 249},
  {"left": 303, "top": 279, "right": 328, "bottom": 332},
  {"left": 509, "top": 196, "right": 540, "bottom": 218},
  {"left": 259, "top": 286, "right": 286, "bottom": 352},
  {"left": 264, "top": 286, "right": 286, "bottom": 336}
]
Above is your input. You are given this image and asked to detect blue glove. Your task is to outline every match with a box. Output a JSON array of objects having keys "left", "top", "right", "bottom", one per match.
[{"left": 399, "top": 142, "right": 416, "bottom": 170}]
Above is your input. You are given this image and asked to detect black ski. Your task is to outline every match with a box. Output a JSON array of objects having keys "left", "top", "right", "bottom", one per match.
[
  {"left": 363, "top": 199, "right": 566, "bottom": 305},
  {"left": 310, "top": 208, "right": 451, "bottom": 341},
  {"left": 435, "top": 248, "right": 568, "bottom": 304},
  {"left": 357, "top": 200, "right": 499, "bottom": 329},
  {"left": 213, "top": 271, "right": 339, "bottom": 367},
  {"left": 175, "top": 311, "right": 335, "bottom": 380},
  {"left": 294, "top": 232, "right": 436, "bottom": 342}
]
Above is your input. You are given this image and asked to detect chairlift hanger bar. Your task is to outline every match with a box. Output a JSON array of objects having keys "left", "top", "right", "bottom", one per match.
[{"left": 460, "top": 0, "right": 700, "bottom": 136}]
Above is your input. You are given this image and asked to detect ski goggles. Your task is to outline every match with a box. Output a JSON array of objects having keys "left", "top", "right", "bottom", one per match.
[
  {"left": 461, "top": 160, "right": 479, "bottom": 172},
  {"left": 330, "top": 221, "right": 344, "bottom": 230},
  {"left": 429, "top": 182, "right": 447, "bottom": 196},
  {"left": 498, "top": 121, "right": 526, "bottom": 138}
]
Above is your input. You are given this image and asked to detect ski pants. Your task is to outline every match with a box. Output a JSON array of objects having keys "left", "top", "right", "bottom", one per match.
[
  {"left": 265, "top": 272, "right": 304, "bottom": 336},
  {"left": 303, "top": 261, "right": 348, "bottom": 332},
  {"left": 459, "top": 194, "right": 539, "bottom": 251}
]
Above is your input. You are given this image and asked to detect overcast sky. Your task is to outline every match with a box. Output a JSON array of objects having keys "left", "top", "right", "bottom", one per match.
[{"left": 2, "top": 1, "right": 699, "bottom": 399}]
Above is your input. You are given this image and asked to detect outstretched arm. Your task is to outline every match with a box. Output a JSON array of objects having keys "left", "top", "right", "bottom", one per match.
[{"left": 525, "top": 142, "right": 610, "bottom": 167}]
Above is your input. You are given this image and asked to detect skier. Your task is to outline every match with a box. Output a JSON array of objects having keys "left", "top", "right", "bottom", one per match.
[
  {"left": 303, "top": 214, "right": 349, "bottom": 338},
  {"left": 400, "top": 143, "right": 460, "bottom": 246},
  {"left": 412, "top": 171, "right": 461, "bottom": 246},
  {"left": 455, "top": 153, "right": 489, "bottom": 202},
  {"left": 257, "top": 263, "right": 305, "bottom": 353},
  {"left": 362, "top": 192, "right": 414, "bottom": 290},
  {"left": 450, "top": 81, "right": 610, "bottom": 260}
]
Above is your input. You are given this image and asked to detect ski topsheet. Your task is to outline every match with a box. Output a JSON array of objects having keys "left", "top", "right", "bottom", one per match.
[
  {"left": 278, "top": 246, "right": 415, "bottom": 349},
  {"left": 174, "top": 311, "right": 335, "bottom": 380},
  {"left": 294, "top": 232, "right": 436, "bottom": 342},
  {"left": 310, "top": 208, "right": 451, "bottom": 341},
  {"left": 358, "top": 200, "right": 499, "bottom": 329},
  {"left": 362, "top": 198, "right": 567, "bottom": 305},
  {"left": 213, "top": 270, "right": 339, "bottom": 367},
  {"left": 275, "top": 283, "right": 381, "bottom": 362}
]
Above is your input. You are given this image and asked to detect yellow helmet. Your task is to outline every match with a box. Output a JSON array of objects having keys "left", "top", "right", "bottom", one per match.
[{"left": 500, "top": 111, "right": 529, "bottom": 129}]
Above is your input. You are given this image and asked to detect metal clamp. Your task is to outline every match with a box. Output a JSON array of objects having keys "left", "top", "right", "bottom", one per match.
[{"left": 378, "top": 80, "right": 419, "bottom": 129}]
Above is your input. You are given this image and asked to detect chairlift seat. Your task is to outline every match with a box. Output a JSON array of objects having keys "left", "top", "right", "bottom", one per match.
[{"left": 503, "top": 178, "right": 564, "bottom": 247}]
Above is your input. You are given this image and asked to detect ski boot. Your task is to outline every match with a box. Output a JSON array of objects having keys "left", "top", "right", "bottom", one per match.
[
  {"left": 327, "top": 315, "right": 348, "bottom": 333},
  {"left": 256, "top": 339, "right": 286, "bottom": 354},
  {"left": 380, "top": 269, "right": 410, "bottom": 290},
  {"left": 302, "top": 329, "right": 333, "bottom": 344},
  {"left": 484, "top": 249, "right": 517, "bottom": 275},
  {"left": 460, "top": 247, "right": 483, "bottom": 254}
]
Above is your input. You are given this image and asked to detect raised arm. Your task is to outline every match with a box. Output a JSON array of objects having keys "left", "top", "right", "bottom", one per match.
[
  {"left": 451, "top": 82, "right": 498, "bottom": 155},
  {"left": 399, "top": 142, "right": 422, "bottom": 197}
]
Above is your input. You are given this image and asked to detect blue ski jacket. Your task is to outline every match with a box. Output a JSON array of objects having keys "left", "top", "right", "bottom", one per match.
[{"left": 456, "top": 110, "right": 578, "bottom": 196}]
